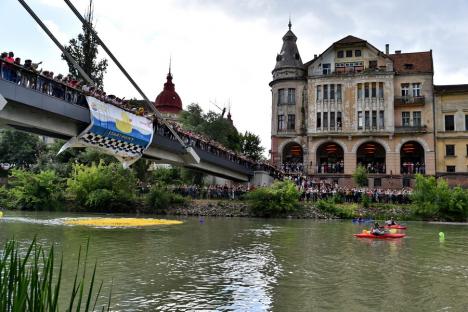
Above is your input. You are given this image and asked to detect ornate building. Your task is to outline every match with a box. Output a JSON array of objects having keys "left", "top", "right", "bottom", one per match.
[
  {"left": 155, "top": 68, "right": 183, "bottom": 121},
  {"left": 270, "top": 22, "right": 468, "bottom": 187}
]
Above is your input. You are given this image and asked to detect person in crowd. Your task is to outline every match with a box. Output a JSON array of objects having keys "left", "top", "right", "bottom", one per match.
[{"left": 371, "top": 222, "right": 385, "bottom": 235}]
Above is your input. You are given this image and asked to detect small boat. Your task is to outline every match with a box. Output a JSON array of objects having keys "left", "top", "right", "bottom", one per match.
[
  {"left": 384, "top": 224, "right": 407, "bottom": 230},
  {"left": 354, "top": 233, "right": 406, "bottom": 239},
  {"left": 352, "top": 218, "right": 373, "bottom": 223}
]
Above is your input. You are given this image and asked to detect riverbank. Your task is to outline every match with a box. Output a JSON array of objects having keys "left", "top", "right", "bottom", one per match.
[{"left": 158, "top": 199, "right": 415, "bottom": 220}]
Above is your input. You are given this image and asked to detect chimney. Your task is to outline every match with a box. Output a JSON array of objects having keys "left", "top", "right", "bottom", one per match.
[
  {"left": 314, "top": 54, "right": 318, "bottom": 59},
  {"left": 385, "top": 44, "right": 389, "bottom": 55},
  {"left": 395, "top": 50, "right": 402, "bottom": 54}
]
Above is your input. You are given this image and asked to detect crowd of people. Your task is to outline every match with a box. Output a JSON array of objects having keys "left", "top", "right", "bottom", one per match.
[
  {"left": 279, "top": 162, "right": 304, "bottom": 174},
  {"left": 172, "top": 184, "right": 249, "bottom": 200},
  {"left": 1, "top": 51, "right": 282, "bottom": 175},
  {"left": 401, "top": 162, "right": 425, "bottom": 174},
  {"left": 287, "top": 176, "right": 412, "bottom": 204},
  {"left": 359, "top": 162, "right": 386, "bottom": 174},
  {"left": 317, "top": 161, "right": 344, "bottom": 173}
]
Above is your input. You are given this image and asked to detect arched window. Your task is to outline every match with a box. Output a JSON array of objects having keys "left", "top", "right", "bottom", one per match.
[
  {"left": 356, "top": 142, "right": 386, "bottom": 173},
  {"left": 400, "top": 141, "right": 425, "bottom": 174},
  {"left": 316, "top": 142, "right": 344, "bottom": 173}
]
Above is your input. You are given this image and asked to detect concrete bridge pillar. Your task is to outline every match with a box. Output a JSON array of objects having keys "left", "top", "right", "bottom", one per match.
[{"left": 252, "top": 171, "right": 274, "bottom": 187}]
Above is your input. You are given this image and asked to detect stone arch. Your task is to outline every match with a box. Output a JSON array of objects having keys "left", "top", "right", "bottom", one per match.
[
  {"left": 400, "top": 140, "right": 426, "bottom": 174},
  {"left": 278, "top": 138, "right": 302, "bottom": 156},
  {"left": 356, "top": 141, "right": 387, "bottom": 174},
  {"left": 395, "top": 138, "right": 430, "bottom": 153}
]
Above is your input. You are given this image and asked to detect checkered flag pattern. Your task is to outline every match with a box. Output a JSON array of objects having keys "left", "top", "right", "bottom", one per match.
[{"left": 80, "top": 132, "right": 144, "bottom": 157}]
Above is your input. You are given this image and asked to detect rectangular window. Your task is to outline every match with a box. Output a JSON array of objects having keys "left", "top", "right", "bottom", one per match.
[
  {"left": 337, "top": 112, "right": 342, "bottom": 129},
  {"left": 369, "top": 60, "right": 377, "bottom": 69},
  {"left": 378, "top": 82, "right": 384, "bottom": 98},
  {"left": 323, "top": 112, "right": 328, "bottom": 129},
  {"left": 466, "top": 144, "right": 468, "bottom": 156},
  {"left": 446, "top": 144, "right": 455, "bottom": 156},
  {"left": 278, "top": 89, "right": 286, "bottom": 105},
  {"left": 337, "top": 50, "right": 344, "bottom": 58},
  {"left": 374, "top": 178, "right": 381, "bottom": 187},
  {"left": 412, "top": 83, "right": 421, "bottom": 97},
  {"left": 413, "top": 111, "right": 421, "bottom": 127},
  {"left": 371, "top": 82, "right": 377, "bottom": 98},
  {"left": 465, "top": 114, "right": 468, "bottom": 131},
  {"left": 401, "top": 83, "right": 409, "bottom": 97},
  {"left": 316, "top": 112, "right": 321, "bottom": 129},
  {"left": 277, "top": 115, "right": 284, "bottom": 131},
  {"left": 346, "top": 50, "right": 353, "bottom": 57},
  {"left": 330, "top": 84, "right": 335, "bottom": 100},
  {"left": 379, "top": 111, "right": 384, "bottom": 129},
  {"left": 358, "top": 111, "right": 363, "bottom": 129},
  {"left": 336, "top": 84, "right": 342, "bottom": 100},
  {"left": 287, "top": 114, "right": 295, "bottom": 130},
  {"left": 355, "top": 49, "right": 362, "bottom": 57},
  {"left": 330, "top": 112, "right": 335, "bottom": 129},
  {"left": 365, "top": 111, "right": 370, "bottom": 129},
  {"left": 323, "top": 85, "right": 328, "bottom": 100},
  {"left": 357, "top": 84, "right": 363, "bottom": 99},
  {"left": 287, "top": 88, "right": 296, "bottom": 104},
  {"left": 445, "top": 115, "right": 455, "bottom": 131},
  {"left": 364, "top": 83, "right": 369, "bottom": 98},
  {"left": 372, "top": 110, "right": 377, "bottom": 129},
  {"left": 323, "top": 63, "right": 331, "bottom": 75},
  {"left": 402, "top": 112, "right": 411, "bottom": 127},
  {"left": 447, "top": 166, "right": 456, "bottom": 173},
  {"left": 316, "top": 85, "right": 322, "bottom": 101}
]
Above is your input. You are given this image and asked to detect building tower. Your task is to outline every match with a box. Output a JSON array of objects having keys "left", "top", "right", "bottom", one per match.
[
  {"left": 155, "top": 62, "right": 183, "bottom": 121},
  {"left": 270, "top": 20, "right": 307, "bottom": 168}
]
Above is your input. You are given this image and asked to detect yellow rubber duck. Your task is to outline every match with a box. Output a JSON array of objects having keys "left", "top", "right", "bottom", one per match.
[{"left": 116, "top": 112, "right": 132, "bottom": 133}]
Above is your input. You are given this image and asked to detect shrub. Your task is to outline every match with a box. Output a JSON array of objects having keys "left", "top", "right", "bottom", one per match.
[
  {"left": 316, "top": 199, "right": 356, "bottom": 218},
  {"left": 360, "top": 193, "right": 371, "bottom": 208},
  {"left": 411, "top": 174, "right": 468, "bottom": 221},
  {"left": 67, "top": 162, "right": 137, "bottom": 211},
  {"left": 353, "top": 165, "right": 368, "bottom": 187},
  {"left": 245, "top": 180, "right": 300, "bottom": 217},
  {"left": 146, "top": 186, "right": 187, "bottom": 211},
  {"left": 6, "top": 169, "right": 64, "bottom": 210}
]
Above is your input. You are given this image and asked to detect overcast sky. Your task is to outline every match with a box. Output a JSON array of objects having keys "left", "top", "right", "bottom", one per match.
[{"left": 1, "top": 0, "right": 468, "bottom": 155}]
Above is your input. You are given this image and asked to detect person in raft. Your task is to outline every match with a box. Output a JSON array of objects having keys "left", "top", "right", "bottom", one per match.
[
  {"left": 371, "top": 222, "right": 386, "bottom": 235},
  {"left": 385, "top": 218, "right": 397, "bottom": 226}
]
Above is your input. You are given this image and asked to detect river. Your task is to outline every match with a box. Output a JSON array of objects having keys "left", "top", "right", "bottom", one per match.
[{"left": 1, "top": 211, "right": 467, "bottom": 311}]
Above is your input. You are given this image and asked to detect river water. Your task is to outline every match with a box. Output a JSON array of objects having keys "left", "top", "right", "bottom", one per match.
[{"left": 1, "top": 211, "right": 468, "bottom": 311}]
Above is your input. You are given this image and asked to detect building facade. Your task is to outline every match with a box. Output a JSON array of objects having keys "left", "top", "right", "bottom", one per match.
[{"left": 270, "top": 23, "right": 468, "bottom": 188}]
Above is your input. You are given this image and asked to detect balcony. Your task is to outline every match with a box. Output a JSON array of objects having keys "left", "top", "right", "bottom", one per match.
[
  {"left": 394, "top": 125, "right": 427, "bottom": 133},
  {"left": 394, "top": 96, "right": 425, "bottom": 106}
]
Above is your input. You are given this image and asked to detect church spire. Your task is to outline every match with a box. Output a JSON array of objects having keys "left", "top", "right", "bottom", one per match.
[
  {"left": 273, "top": 19, "right": 303, "bottom": 73},
  {"left": 288, "top": 16, "right": 292, "bottom": 30}
]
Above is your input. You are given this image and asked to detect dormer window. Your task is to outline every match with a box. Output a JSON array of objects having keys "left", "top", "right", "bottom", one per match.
[
  {"left": 337, "top": 50, "right": 344, "bottom": 58},
  {"left": 294, "top": 53, "right": 300, "bottom": 60},
  {"left": 276, "top": 54, "right": 282, "bottom": 62}
]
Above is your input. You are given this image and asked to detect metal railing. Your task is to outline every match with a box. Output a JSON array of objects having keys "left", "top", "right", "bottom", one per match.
[{"left": 394, "top": 96, "right": 425, "bottom": 105}]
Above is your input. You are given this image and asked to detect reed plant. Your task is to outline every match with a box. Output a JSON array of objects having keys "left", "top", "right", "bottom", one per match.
[{"left": 0, "top": 238, "right": 111, "bottom": 311}]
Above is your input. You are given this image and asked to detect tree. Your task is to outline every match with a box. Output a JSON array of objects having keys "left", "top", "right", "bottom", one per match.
[
  {"left": 62, "top": 0, "right": 108, "bottom": 88},
  {"left": 353, "top": 165, "right": 368, "bottom": 187},
  {"left": 0, "top": 129, "right": 45, "bottom": 168},
  {"left": 241, "top": 131, "right": 264, "bottom": 161}
]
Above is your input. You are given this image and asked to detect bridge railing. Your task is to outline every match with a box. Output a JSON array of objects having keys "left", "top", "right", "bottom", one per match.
[{"left": 0, "top": 59, "right": 87, "bottom": 107}]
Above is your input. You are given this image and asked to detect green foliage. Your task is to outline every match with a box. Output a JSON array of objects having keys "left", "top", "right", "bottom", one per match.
[
  {"left": 62, "top": 1, "right": 108, "bottom": 88},
  {"left": 67, "top": 162, "right": 137, "bottom": 211},
  {"left": 411, "top": 174, "right": 468, "bottom": 221},
  {"left": 360, "top": 193, "right": 371, "bottom": 208},
  {"left": 240, "top": 131, "right": 265, "bottom": 161},
  {"left": 146, "top": 185, "right": 187, "bottom": 211},
  {"left": 246, "top": 180, "right": 300, "bottom": 216},
  {"left": 6, "top": 169, "right": 64, "bottom": 210},
  {"left": 316, "top": 199, "right": 356, "bottom": 218},
  {"left": 353, "top": 165, "right": 368, "bottom": 187},
  {"left": 0, "top": 239, "right": 110, "bottom": 311},
  {"left": 180, "top": 103, "right": 243, "bottom": 153},
  {"left": 0, "top": 129, "right": 45, "bottom": 168},
  {"left": 151, "top": 166, "right": 185, "bottom": 185}
]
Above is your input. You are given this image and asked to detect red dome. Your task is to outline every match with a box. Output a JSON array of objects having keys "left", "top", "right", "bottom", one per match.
[{"left": 154, "top": 72, "right": 182, "bottom": 113}]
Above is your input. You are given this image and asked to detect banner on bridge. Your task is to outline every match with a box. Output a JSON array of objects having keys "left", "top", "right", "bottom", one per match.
[{"left": 59, "top": 96, "right": 154, "bottom": 168}]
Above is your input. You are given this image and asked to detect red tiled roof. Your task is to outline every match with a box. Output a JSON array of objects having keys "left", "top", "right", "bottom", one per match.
[
  {"left": 389, "top": 51, "right": 433, "bottom": 74},
  {"left": 155, "top": 72, "right": 182, "bottom": 114},
  {"left": 434, "top": 84, "right": 468, "bottom": 94}
]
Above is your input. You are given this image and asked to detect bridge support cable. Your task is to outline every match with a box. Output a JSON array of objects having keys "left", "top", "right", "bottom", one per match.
[
  {"left": 62, "top": 0, "right": 199, "bottom": 164},
  {"left": 17, "top": 0, "right": 95, "bottom": 87}
]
